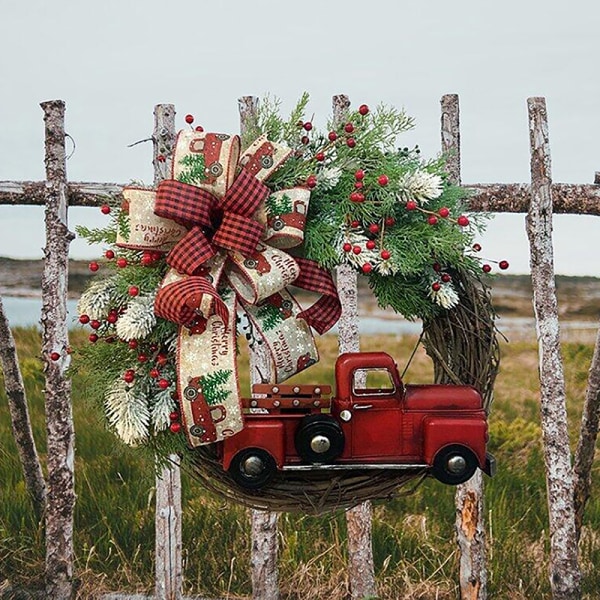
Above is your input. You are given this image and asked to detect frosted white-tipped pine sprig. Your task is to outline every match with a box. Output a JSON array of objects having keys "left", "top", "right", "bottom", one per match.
[
  {"left": 397, "top": 170, "right": 443, "bottom": 204},
  {"left": 429, "top": 281, "right": 460, "bottom": 309},
  {"left": 337, "top": 229, "right": 381, "bottom": 269},
  {"left": 150, "top": 388, "right": 177, "bottom": 433},
  {"left": 317, "top": 166, "right": 342, "bottom": 191},
  {"left": 77, "top": 276, "right": 118, "bottom": 320},
  {"left": 104, "top": 380, "right": 150, "bottom": 446},
  {"left": 116, "top": 293, "right": 157, "bottom": 341}
]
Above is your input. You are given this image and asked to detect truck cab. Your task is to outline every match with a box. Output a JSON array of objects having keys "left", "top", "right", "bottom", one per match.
[{"left": 220, "top": 352, "right": 495, "bottom": 489}]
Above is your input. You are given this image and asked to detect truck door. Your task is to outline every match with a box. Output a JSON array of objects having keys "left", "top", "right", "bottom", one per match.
[{"left": 348, "top": 367, "right": 402, "bottom": 460}]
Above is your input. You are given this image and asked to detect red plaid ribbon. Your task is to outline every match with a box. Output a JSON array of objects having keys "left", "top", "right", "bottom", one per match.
[
  {"left": 294, "top": 257, "right": 342, "bottom": 334},
  {"left": 154, "top": 168, "right": 269, "bottom": 276}
]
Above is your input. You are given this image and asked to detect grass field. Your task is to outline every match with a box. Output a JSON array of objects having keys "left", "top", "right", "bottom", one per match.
[{"left": 0, "top": 328, "right": 599, "bottom": 599}]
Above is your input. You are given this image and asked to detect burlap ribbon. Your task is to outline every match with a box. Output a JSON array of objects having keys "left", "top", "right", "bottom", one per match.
[{"left": 118, "top": 130, "right": 341, "bottom": 446}]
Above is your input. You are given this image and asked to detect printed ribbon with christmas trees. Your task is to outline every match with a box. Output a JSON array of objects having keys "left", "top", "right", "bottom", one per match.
[{"left": 117, "top": 130, "right": 341, "bottom": 447}]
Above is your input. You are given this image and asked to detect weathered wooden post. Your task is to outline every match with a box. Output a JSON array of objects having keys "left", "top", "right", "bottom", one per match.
[
  {"left": 40, "top": 99, "right": 76, "bottom": 600},
  {"left": 333, "top": 93, "right": 377, "bottom": 600},
  {"left": 152, "top": 103, "right": 184, "bottom": 600},
  {"left": 525, "top": 97, "right": 581, "bottom": 600},
  {"left": 239, "top": 95, "right": 280, "bottom": 600},
  {"left": 440, "top": 93, "right": 489, "bottom": 600}
]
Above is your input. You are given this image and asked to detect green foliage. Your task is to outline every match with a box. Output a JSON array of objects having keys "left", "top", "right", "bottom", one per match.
[
  {"left": 265, "top": 192, "right": 293, "bottom": 217},
  {"left": 256, "top": 303, "right": 283, "bottom": 331},
  {"left": 176, "top": 153, "right": 206, "bottom": 186}
]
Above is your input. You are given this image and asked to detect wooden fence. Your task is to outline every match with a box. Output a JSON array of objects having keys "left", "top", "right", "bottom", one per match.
[{"left": 0, "top": 94, "right": 599, "bottom": 600}]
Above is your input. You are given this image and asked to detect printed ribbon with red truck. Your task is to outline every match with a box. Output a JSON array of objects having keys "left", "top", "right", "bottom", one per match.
[{"left": 116, "top": 130, "right": 341, "bottom": 447}]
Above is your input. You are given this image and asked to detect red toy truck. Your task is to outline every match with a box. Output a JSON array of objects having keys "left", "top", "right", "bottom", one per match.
[{"left": 220, "top": 352, "right": 495, "bottom": 489}]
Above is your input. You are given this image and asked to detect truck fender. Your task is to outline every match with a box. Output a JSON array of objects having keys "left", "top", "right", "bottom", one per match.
[
  {"left": 221, "top": 421, "right": 285, "bottom": 471},
  {"left": 423, "top": 417, "right": 487, "bottom": 469}
]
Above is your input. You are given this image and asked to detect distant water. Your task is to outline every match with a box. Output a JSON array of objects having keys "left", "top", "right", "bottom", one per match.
[
  {"left": 2, "top": 296, "right": 80, "bottom": 328},
  {"left": 2, "top": 295, "right": 596, "bottom": 341}
]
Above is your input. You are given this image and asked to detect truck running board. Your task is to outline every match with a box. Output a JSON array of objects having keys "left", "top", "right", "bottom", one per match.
[{"left": 282, "top": 463, "right": 429, "bottom": 472}]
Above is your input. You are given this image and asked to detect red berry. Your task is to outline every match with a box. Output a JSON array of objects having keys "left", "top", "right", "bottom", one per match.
[
  {"left": 346, "top": 138, "right": 356, "bottom": 148},
  {"left": 381, "top": 250, "right": 391, "bottom": 260},
  {"left": 438, "top": 207, "right": 450, "bottom": 218},
  {"left": 303, "top": 122, "right": 313, "bottom": 131},
  {"left": 349, "top": 192, "right": 364, "bottom": 203},
  {"left": 50, "top": 352, "right": 60, "bottom": 361},
  {"left": 354, "top": 181, "right": 364, "bottom": 189},
  {"left": 306, "top": 175, "right": 317, "bottom": 188},
  {"left": 158, "top": 378, "right": 169, "bottom": 390},
  {"left": 352, "top": 246, "right": 362, "bottom": 255},
  {"left": 151, "top": 251, "right": 163, "bottom": 262},
  {"left": 301, "top": 135, "right": 309, "bottom": 145},
  {"left": 107, "top": 313, "right": 118, "bottom": 324},
  {"left": 124, "top": 370, "right": 135, "bottom": 383},
  {"left": 457, "top": 215, "right": 470, "bottom": 227},
  {"left": 90, "top": 320, "right": 101, "bottom": 330},
  {"left": 355, "top": 170, "right": 365, "bottom": 181},
  {"left": 328, "top": 131, "right": 338, "bottom": 142},
  {"left": 116, "top": 257, "right": 128, "bottom": 268},
  {"left": 406, "top": 201, "right": 417, "bottom": 211},
  {"left": 433, "top": 263, "right": 442, "bottom": 272},
  {"left": 169, "top": 422, "right": 182, "bottom": 434},
  {"left": 100, "top": 204, "right": 111, "bottom": 215},
  {"left": 105, "top": 336, "right": 115, "bottom": 344},
  {"left": 195, "top": 125, "right": 204, "bottom": 132},
  {"left": 384, "top": 217, "right": 395, "bottom": 227},
  {"left": 343, "top": 243, "right": 352, "bottom": 252},
  {"left": 432, "top": 282, "right": 441, "bottom": 292},
  {"left": 499, "top": 260, "right": 510, "bottom": 270},
  {"left": 156, "top": 155, "right": 166, "bottom": 163},
  {"left": 358, "top": 104, "right": 369, "bottom": 116},
  {"left": 169, "top": 411, "right": 180, "bottom": 421},
  {"left": 156, "top": 354, "right": 168, "bottom": 366},
  {"left": 141, "top": 252, "right": 153, "bottom": 266},
  {"left": 88, "top": 334, "right": 98, "bottom": 343},
  {"left": 149, "top": 368, "right": 160, "bottom": 379},
  {"left": 428, "top": 215, "right": 439, "bottom": 225},
  {"left": 441, "top": 273, "right": 452, "bottom": 283},
  {"left": 105, "top": 249, "right": 115, "bottom": 260},
  {"left": 362, "top": 263, "right": 373, "bottom": 274},
  {"left": 377, "top": 174, "right": 389, "bottom": 186},
  {"left": 79, "top": 314, "right": 90, "bottom": 324},
  {"left": 128, "top": 340, "right": 139, "bottom": 349},
  {"left": 185, "top": 114, "right": 194, "bottom": 124},
  {"left": 472, "top": 243, "right": 482, "bottom": 252},
  {"left": 366, "top": 240, "right": 376, "bottom": 250},
  {"left": 150, "top": 344, "right": 159, "bottom": 352},
  {"left": 368, "top": 223, "right": 379, "bottom": 234},
  {"left": 128, "top": 286, "right": 139, "bottom": 297},
  {"left": 89, "top": 262, "right": 99, "bottom": 272},
  {"left": 482, "top": 264, "right": 492, "bottom": 273},
  {"left": 344, "top": 123, "right": 354, "bottom": 133},
  {"left": 315, "top": 152, "right": 325, "bottom": 162},
  {"left": 350, "top": 220, "right": 360, "bottom": 228},
  {"left": 137, "top": 354, "right": 148, "bottom": 363}
]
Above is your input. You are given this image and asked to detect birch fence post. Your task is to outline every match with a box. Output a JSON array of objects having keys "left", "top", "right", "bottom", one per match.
[
  {"left": 152, "top": 103, "right": 183, "bottom": 600},
  {"left": 525, "top": 96, "right": 581, "bottom": 600},
  {"left": 333, "top": 93, "right": 377, "bottom": 600},
  {"left": 239, "top": 95, "right": 280, "bottom": 600},
  {"left": 440, "top": 93, "right": 489, "bottom": 600},
  {"left": 40, "top": 99, "right": 76, "bottom": 600},
  {"left": 0, "top": 296, "right": 47, "bottom": 520}
]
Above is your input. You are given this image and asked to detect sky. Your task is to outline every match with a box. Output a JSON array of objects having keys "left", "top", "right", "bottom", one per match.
[{"left": 1, "top": 0, "right": 599, "bottom": 275}]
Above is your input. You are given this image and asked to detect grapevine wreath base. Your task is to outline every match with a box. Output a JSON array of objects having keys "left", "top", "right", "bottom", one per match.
[
  {"left": 76, "top": 96, "right": 501, "bottom": 513},
  {"left": 181, "top": 271, "right": 499, "bottom": 515}
]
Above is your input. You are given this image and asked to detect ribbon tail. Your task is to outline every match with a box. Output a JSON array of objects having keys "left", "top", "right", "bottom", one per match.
[{"left": 293, "top": 257, "right": 342, "bottom": 335}]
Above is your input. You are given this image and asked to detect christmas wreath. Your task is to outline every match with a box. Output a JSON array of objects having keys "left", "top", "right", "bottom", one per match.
[{"left": 75, "top": 95, "right": 500, "bottom": 512}]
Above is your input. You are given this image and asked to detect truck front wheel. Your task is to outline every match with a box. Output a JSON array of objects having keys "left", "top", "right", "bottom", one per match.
[
  {"left": 295, "top": 415, "right": 345, "bottom": 464},
  {"left": 229, "top": 448, "right": 277, "bottom": 490},
  {"left": 432, "top": 444, "right": 478, "bottom": 485}
]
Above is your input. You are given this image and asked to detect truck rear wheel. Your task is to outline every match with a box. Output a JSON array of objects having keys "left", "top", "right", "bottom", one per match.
[
  {"left": 295, "top": 415, "right": 345, "bottom": 464},
  {"left": 432, "top": 444, "right": 478, "bottom": 485},
  {"left": 229, "top": 448, "right": 276, "bottom": 490}
]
